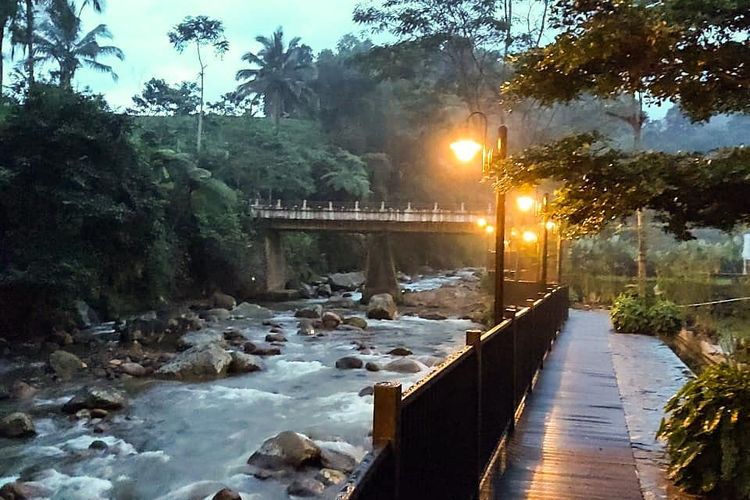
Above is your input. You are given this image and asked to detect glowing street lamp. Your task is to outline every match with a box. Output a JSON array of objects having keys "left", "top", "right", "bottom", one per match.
[
  {"left": 545, "top": 220, "right": 556, "bottom": 231},
  {"left": 476, "top": 217, "right": 488, "bottom": 229},
  {"left": 516, "top": 195, "right": 535, "bottom": 213},
  {"left": 450, "top": 140, "right": 483, "bottom": 164},
  {"left": 450, "top": 111, "right": 508, "bottom": 325},
  {"left": 522, "top": 230, "right": 539, "bottom": 244}
]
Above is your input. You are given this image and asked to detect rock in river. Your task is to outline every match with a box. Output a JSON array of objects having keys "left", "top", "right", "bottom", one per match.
[
  {"left": 233, "top": 302, "right": 273, "bottom": 320},
  {"left": 321, "top": 311, "right": 342, "bottom": 330},
  {"left": 247, "top": 431, "right": 321, "bottom": 470},
  {"left": 156, "top": 344, "right": 232, "bottom": 380},
  {"left": 0, "top": 412, "right": 36, "bottom": 438},
  {"left": 295, "top": 304, "right": 323, "bottom": 319},
  {"left": 211, "top": 291, "right": 237, "bottom": 310},
  {"left": 287, "top": 478, "right": 325, "bottom": 497},
  {"left": 49, "top": 350, "right": 86, "bottom": 380},
  {"left": 343, "top": 317, "right": 368, "bottom": 330},
  {"left": 384, "top": 358, "right": 425, "bottom": 374},
  {"left": 335, "top": 357, "right": 363, "bottom": 370},
  {"left": 328, "top": 272, "right": 366, "bottom": 291},
  {"left": 367, "top": 293, "right": 397, "bottom": 320},
  {"left": 212, "top": 488, "right": 242, "bottom": 500},
  {"left": 229, "top": 351, "right": 264, "bottom": 373},
  {"left": 388, "top": 347, "right": 413, "bottom": 356},
  {"left": 62, "top": 387, "right": 127, "bottom": 414}
]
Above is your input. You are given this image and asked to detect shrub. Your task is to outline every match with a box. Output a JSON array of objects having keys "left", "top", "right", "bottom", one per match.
[
  {"left": 658, "top": 364, "right": 750, "bottom": 498},
  {"left": 610, "top": 292, "right": 682, "bottom": 335},
  {"left": 649, "top": 300, "right": 683, "bottom": 336},
  {"left": 611, "top": 293, "right": 652, "bottom": 334}
]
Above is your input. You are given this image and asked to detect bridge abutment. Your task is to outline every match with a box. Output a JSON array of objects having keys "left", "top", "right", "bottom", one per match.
[
  {"left": 362, "top": 233, "right": 401, "bottom": 304},
  {"left": 264, "top": 231, "right": 287, "bottom": 292}
]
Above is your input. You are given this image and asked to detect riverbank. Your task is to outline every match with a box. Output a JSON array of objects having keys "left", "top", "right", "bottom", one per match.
[{"left": 0, "top": 270, "right": 488, "bottom": 499}]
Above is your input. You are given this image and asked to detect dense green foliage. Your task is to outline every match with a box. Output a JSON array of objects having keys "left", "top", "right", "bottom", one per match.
[
  {"left": 0, "top": 86, "right": 166, "bottom": 334},
  {"left": 658, "top": 364, "right": 750, "bottom": 498},
  {"left": 610, "top": 292, "right": 682, "bottom": 336}
]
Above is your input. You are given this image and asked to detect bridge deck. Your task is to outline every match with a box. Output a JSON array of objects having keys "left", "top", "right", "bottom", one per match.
[{"left": 489, "top": 310, "right": 643, "bottom": 500}]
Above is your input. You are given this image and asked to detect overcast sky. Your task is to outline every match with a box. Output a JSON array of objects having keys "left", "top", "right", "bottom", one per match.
[{"left": 73, "top": 0, "right": 367, "bottom": 110}]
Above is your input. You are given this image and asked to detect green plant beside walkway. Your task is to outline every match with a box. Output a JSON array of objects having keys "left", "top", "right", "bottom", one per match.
[
  {"left": 610, "top": 292, "right": 682, "bottom": 335},
  {"left": 658, "top": 363, "right": 750, "bottom": 499}
]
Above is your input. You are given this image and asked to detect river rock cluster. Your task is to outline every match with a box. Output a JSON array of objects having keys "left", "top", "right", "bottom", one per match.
[{"left": 246, "top": 431, "right": 358, "bottom": 496}]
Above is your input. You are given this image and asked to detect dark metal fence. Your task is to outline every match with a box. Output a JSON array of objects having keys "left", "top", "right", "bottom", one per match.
[{"left": 337, "top": 285, "right": 569, "bottom": 500}]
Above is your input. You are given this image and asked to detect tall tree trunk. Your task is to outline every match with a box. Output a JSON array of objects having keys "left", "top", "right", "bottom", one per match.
[
  {"left": 196, "top": 43, "right": 204, "bottom": 153},
  {"left": 0, "top": 26, "right": 5, "bottom": 95},
  {"left": 632, "top": 93, "right": 647, "bottom": 297},
  {"left": 25, "top": 0, "right": 34, "bottom": 86}
]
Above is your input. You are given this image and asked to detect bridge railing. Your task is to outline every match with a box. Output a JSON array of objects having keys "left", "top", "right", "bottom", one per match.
[
  {"left": 250, "top": 199, "right": 494, "bottom": 214},
  {"left": 337, "top": 285, "right": 569, "bottom": 500}
]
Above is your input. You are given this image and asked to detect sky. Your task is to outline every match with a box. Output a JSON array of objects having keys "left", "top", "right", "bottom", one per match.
[{"left": 74, "top": 0, "right": 367, "bottom": 110}]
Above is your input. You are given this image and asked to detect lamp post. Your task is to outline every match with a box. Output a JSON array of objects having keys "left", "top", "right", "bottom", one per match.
[
  {"left": 450, "top": 112, "right": 507, "bottom": 325},
  {"left": 541, "top": 193, "right": 549, "bottom": 285}
]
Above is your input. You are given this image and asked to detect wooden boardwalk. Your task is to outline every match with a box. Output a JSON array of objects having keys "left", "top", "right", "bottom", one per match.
[{"left": 489, "top": 310, "right": 643, "bottom": 499}]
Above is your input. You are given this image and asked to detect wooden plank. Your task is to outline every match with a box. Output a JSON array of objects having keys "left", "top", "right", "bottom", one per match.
[{"left": 489, "top": 311, "right": 643, "bottom": 500}]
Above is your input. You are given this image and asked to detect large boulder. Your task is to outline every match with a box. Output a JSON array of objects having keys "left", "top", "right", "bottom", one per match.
[
  {"left": 49, "top": 350, "right": 86, "bottom": 380},
  {"left": 9, "top": 381, "right": 37, "bottom": 401},
  {"left": 295, "top": 305, "right": 323, "bottom": 319},
  {"left": 321, "top": 312, "right": 342, "bottom": 330},
  {"left": 419, "top": 312, "right": 448, "bottom": 321},
  {"left": 367, "top": 294, "right": 397, "bottom": 320},
  {"left": 326, "top": 296, "right": 357, "bottom": 309},
  {"left": 212, "top": 488, "right": 242, "bottom": 500},
  {"left": 232, "top": 302, "right": 273, "bottom": 320},
  {"left": 120, "top": 362, "right": 148, "bottom": 377},
  {"left": 178, "top": 331, "right": 225, "bottom": 349},
  {"left": 0, "top": 412, "right": 36, "bottom": 438},
  {"left": 211, "top": 292, "right": 236, "bottom": 310},
  {"left": 299, "top": 283, "right": 317, "bottom": 299},
  {"left": 156, "top": 345, "right": 232, "bottom": 380},
  {"left": 247, "top": 431, "right": 321, "bottom": 470},
  {"left": 229, "top": 351, "right": 264, "bottom": 373},
  {"left": 317, "top": 284, "right": 333, "bottom": 298},
  {"left": 384, "top": 358, "right": 426, "bottom": 374},
  {"left": 388, "top": 347, "right": 413, "bottom": 356},
  {"left": 62, "top": 387, "right": 127, "bottom": 414},
  {"left": 328, "top": 272, "right": 366, "bottom": 291},
  {"left": 0, "top": 481, "right": 50, "bottom": 499}
]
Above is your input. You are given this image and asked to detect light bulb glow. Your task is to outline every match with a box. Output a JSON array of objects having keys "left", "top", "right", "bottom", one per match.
[
  {"left": 517, "top": 196, "right": 535, "bottom": 212},
  {"left": 476, "top": 217, "right": 487, "bottom": 228},
  {"left": 485, "top": 225, "right": 495, "bottom": 234},
  {"left": 450, "top": 140, "right": 483, "bottom": 163},
  {"left": 545, "top": 221, "right": 556, "bottom": 231},
  {"left": 522, "top": 230, "right": 538, "bottom": 243}
]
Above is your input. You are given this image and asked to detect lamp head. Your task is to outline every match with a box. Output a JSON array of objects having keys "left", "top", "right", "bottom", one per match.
[
  {"left": 450, "top": 139, "right": 483, "bottom": 163},
  {"left": 522, "top": 230, "right": 538, "bottom": 243},
  {"left": 516, "top": 195, "right": 535, "bottom": 213}
]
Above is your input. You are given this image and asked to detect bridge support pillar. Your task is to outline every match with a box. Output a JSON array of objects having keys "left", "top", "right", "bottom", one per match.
[
  {"left": 362, "top": 233, "right": 401, "bottom": 304},
  {"left": 264, "top": 231, "right": 286, "bottom": 291}
]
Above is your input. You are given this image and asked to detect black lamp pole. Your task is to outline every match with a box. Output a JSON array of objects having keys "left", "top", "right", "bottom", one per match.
[
  {"left": 541, "top": 193, "right": 549, "bottom": 285},
  {"left": 494, "top": 126, "right": 507, "bottom": 325}
]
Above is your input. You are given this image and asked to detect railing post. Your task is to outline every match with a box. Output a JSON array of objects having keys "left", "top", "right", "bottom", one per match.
[
  {"left": 276, "top": 199, "right": 282, "bottom": 209},
  {"left": 380, "top": 201, "right": 386, "bottom": 211},
  {"left": 466, "top": 330, "right": 483, "bottom": 500},
  {"left": 302, "top": 199, "right": 308, "bottom": 210},
  {"left": 373, "top": 381, "right": 402, "bottom": 498},
  {"left": 504, "top": 307, "right": 518, "bottom": 433}
]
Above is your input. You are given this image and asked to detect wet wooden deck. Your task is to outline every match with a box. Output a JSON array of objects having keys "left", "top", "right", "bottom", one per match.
[{"left": 489, "top": 310, "right": 643, "bottom": 499}]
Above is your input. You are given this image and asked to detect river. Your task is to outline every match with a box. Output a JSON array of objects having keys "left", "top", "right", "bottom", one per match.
[{"left": 0, "top": 272, "right": 481, "bottom": 499}]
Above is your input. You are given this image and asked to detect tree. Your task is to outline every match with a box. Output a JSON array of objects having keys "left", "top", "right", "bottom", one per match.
[
  {"left": 0, "top": 0, "right": 20, "bottom": 94},
  {"left": 206, "top": 90, "right": 260, "bottom": 117},
  {"left": 353, "top": 0, "right": 551, "bottom": 113},
  {"left": 494, "top": 0, "right": 749, "bottom": 294},
  {"left": 168, "top": 15, "right": 228, "bottom": 153},
  {"left": 0, "top": 85, "right": 168, "bottom": 335},
  {"left": 34, "top": 0, "right": 123, "bottom": 89},
  {"left": 235, "top": 27, "right": 314, "bottom": 131},
  {"left": 129, "top": 78, "right": 200, "bottom": 116}
]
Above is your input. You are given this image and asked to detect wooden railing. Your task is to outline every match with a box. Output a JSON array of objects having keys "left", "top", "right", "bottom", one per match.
[{"left": 337, "top": 286, "right": 569, "bottom": 500}]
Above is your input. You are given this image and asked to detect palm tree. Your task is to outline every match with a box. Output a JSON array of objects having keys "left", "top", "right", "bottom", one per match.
[
  {"left": 235, "top": 27, "right": 313, "bottom": 130},
  {"left": 34, "top": 1, "right": 123, "bottom": 89},
  {"left": 0, "top": 0, "right": 21, "bottom": 94}
]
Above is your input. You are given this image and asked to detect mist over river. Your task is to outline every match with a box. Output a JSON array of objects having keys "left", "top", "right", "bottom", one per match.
[{"left": 0, "top": 272, "right": 481, "bottom": 499}]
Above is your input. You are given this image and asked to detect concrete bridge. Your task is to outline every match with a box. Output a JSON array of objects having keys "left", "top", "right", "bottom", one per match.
[{"left": 252, "top": 200, "right": 493, "bottom": 299}]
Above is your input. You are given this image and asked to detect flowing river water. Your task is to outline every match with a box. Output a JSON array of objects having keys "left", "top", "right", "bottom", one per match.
[{"left": 0, "top": 272, "right": 480, "bottom": 499}]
